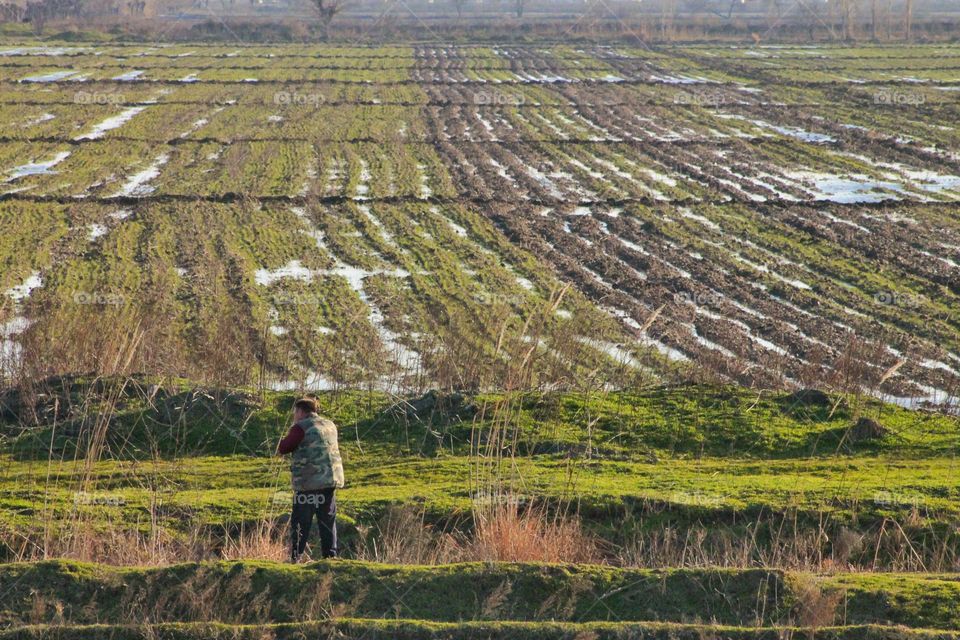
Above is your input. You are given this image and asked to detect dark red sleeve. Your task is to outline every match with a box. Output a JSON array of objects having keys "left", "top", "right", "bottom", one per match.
[{"left": 277, "top": 424, "right": 304, "bottom": 455}]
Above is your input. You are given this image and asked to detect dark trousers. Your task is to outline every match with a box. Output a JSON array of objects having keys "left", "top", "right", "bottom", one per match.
[{"left": 291, "top": 488, "right": 337, "bottom": 560}]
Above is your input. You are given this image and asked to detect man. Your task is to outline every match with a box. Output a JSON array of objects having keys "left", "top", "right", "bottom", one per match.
[{"left": 276, "top": 397, "right": 344, "bottom": 561}]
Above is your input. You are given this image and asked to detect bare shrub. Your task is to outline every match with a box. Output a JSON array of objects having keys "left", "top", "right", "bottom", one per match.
[
  {"left": 464, "top": 500, "right": 600, "bottom": 564},
  {"left": 616, "top": 514, "right": 832, "bottom": 570},
  {"left": 220, "top": 519, "right": 288, "bottom": 562},
  {"left": 614, "top": 513, "right": 955, "bottom": 572},
  {"left": 352, "top": 502, "right": 600, "bottom": 565},
  {"left": 10, "top": 515, "right": 292, "bottom": 566},
  {"left": 829, "top": 527, "right": 864, "bottom": 569},
  {"left": 791, "top": 576, "right": 844, "bottom": 630},
  {"left": 13, "top": 519, "right": 207, "bottom": 566},
  {"left": 352, "top": 505, "right": 463, "bottom": 565}
]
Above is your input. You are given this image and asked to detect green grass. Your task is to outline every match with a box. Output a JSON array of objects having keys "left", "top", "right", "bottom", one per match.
[
  {"left": 5, "top": 380, "right": 956, "bottom": 459},
  {"left": 1, "top": 380, "right": 958, "bottom": 559}
]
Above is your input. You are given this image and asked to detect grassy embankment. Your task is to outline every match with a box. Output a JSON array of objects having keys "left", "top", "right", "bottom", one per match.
[
  {"left": 2, "top": 560, "right": 960, "bottom": 638},
  {"left": 1, "top": 377, "right": 958, "bottom": 568}
]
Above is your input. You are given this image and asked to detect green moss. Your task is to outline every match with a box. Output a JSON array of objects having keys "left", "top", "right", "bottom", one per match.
[{"left": 1, "top": 561, "right": 959, "bottom": 633}]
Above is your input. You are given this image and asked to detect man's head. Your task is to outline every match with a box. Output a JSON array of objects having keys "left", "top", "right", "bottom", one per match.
[{"left": 293, "top": 397, "right": 319, "bottom": 422}]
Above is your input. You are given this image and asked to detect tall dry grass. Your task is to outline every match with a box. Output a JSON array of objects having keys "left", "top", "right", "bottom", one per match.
[
  {"left": 353, "top": 505, "right": 464, "bottom": 564},
  {"left": 6, "top": 497, "right": 958, "bottom": 571},
  {"left": 465, "top": 500, "right": 600, "bottom": 563},
  {"left": 616, "top": 513, "right": 959, "bottom": 572},
  {"left": 8, "top": 500, "right": 598, "bottom": 566}
]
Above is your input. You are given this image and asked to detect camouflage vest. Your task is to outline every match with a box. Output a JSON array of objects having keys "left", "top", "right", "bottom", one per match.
[{"left": 291, "top": 414, "right": 344, "bottom": 491}]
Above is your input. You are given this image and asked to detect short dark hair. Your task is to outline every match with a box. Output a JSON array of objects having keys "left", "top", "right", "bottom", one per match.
[{"left": 293, "top": 397, "right": 319, "bottom": 415}]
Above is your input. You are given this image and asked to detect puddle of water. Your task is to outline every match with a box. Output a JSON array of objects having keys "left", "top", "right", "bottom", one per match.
[
  {"left": 417, "top": 164, "right": 433, "bottom": 198},
  {"left": 766, "top": 124, "right": 835, "bottom": 143},
  {"left": 788, "top": 171, "right": 905, "bottom": 203},
  {"left": 515, "top": 275, "right": 535, "bottom": 290},
  {"left": 884, "top": 385, "right": 958, "bottom": 410},
  {"left": 581, "top": 338, "right": 646, "bottom": 368},
  {"left": 903, "top": 170, "right": 960, "bottom": 194},
  {"left": 1, "top": 315, "right": 31, "bottom": 368},
  {"left": 445, "top": 218, "right": 468, "bottom": 238},
  {"left": 88, "top": 224, "right": 108, "bottom": 241},
  {"left": 2, "top": 46, "right": 89, "bottom": 56},
  {"left": 6, "top": 151, "right": 70, "bottom": 180},
  {"left": 255, "top": 260, "right": 314, "bottom": 286},
  {"left": 23, "top": 112, "right": 56, "bottom": 127},
  {"left": 5, "top": 272, "right": 43, "bottom": 302},
  {"left": 76, "top": 106, "right": 147, "bottom": 140},
  {"left": 112, "top": 70, "right": 144, "bottom": 81},
  {"left": 113, "top": 154, "right": 169, "bottom": 197},
  {"left": 270, "top": 372, "right": 339, "bottom": 392},
  {"left": 355, "top": 160, "right": 371, "bottom": 199},
  {"left": 22, "top": 70, "right": 77, "bottom": 82}
]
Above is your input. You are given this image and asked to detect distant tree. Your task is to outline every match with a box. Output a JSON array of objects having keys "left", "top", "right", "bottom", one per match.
[
  {"left": 24, "top": 1, "right": 46, "bottom": 33},
  {"left": 685, "top": 0, "right": 740, "bottom": 20},
  {"left": 660, "top": 0, "right": 676, "bottom": 40},
  {"left": 514, "top": 0, "right": 524, "bottom": 18},
  {"left": 454, "top": 0, "right": 468, "bottom": 18},
  {"left": 307, "top": 0, "right": 345, "bottom": 40},
  {"left": 763, "top": 0, "right": 787, "bottom": 31},
  {"left": 797, "top": 0, "right": 829, "bottom": 41},
  {"left": 904, "top": 0, "right": 913, "bottom": 41},
  {"left": 0, "top": 2, "right": 25, "bottom": 21},
  {"left": 18, "top": 0, "right": 84, "bottom": 29},
  {"left": 840, "top": 0, "right": 854, "bottom": 40}
]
